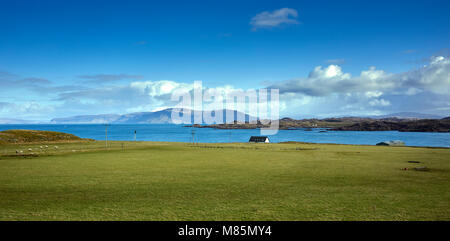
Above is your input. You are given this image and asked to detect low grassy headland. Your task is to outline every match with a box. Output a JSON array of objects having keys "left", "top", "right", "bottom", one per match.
[
  {"left": 0, "top": 129, "right": 93, "bottom": 144},
  {"left": 0, "top": 136, "right": 449, "bottom": 220}
]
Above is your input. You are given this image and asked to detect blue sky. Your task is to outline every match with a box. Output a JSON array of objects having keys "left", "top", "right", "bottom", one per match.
[{"left": 1, "top": 0, "right": 450, "bottom": 120}]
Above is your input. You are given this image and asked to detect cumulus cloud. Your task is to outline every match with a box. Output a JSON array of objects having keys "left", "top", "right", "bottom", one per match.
[
  {"left": 53, "top": 80, "right": 273, "bottom": 118},
  {"left": 270, "top": 65, "right": 354, "bottom": 96},
  {"left": 396, "top": 56, "right": 450, "bottom": 95},
  {"left": 365, "top": 91, "right": 383, "bottom": 98},
  {"left": 1, "top": 55, "right": 450, "bottom": 120},
  {"left": 55, "top": 80, "right": 195, "bottom": 115},
  {"left": 250, "top": 8, "right": 299, "bottom": 30},
  {"left": 271, "top": 56, "right": 450, "bottom": 96},
  {"left": 270, "top": 56, "right": 450, "bottom": 117}
]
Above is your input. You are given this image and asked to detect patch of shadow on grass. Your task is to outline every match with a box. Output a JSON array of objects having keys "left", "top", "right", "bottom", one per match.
[
  {"left": 336, "top": 151, "right": 363, "bottom": 156},
  {"left": 413, "top": 167, "right": 429, "bottom": 172},
  {"left": 189, "top": 145, "right": 318, "bottom": 151},
  {"left": 0, "top": 154, "right": 40, "bottom": 160},
  {"left": 280, "top": 147, "right": 318, "bottom": 151}
]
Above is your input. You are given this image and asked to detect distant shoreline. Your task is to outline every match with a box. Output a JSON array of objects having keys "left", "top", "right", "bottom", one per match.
[{"left": 185, "top": 117, "right": 450, "bottom": 133}]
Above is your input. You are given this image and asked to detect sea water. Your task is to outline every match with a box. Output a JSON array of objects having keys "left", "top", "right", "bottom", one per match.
[{"left": 0, "top": 124, "right": 449, "bottom": 147}]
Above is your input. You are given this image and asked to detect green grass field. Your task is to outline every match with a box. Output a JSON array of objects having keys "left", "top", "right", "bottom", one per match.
[{"left": 0, "top": 141, "right": 449, "bottom": 220}]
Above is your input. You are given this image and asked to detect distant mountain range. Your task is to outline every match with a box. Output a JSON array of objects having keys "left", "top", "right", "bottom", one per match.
[
  {"left": 0, "top": 110, "right": 446, "bottom": 124},
  {"left": 50, "top": 108, "right": 251, "bottom": 124},
  {"left": 370, "top": 112, "right": 443, "bottom": 119}
]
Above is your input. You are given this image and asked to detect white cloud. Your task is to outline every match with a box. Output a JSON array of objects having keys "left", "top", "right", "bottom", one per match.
[
  {"left": 270, "top": 56, "right": 450, "bottom": 117},
  {"left": 2, "top": 56, "right": 450, "bottom": 120},
  {"left": 404, "top": 56, "right": 450, "bottom": 94},
  {"left": 272, "top": 56, "right": 450, "bottom": 97},
  {"left": 365, "top": 91, "right": 383, "bottom": 98},
  {"left": 404, "top": 87, "right": 422, "bottom": 95},
  {"left": 130, "top": 80, "right": 193, "bottom": 96},
  {"left": 369, "top": 99, "right": 391, "bottom": 107},
  {"left": 0, "top": 101, "right": 54, "bottom": 120},
  {"left": 250, "top": 8, "right": 299, "bottom": 30},
  {"left": 360, "top": 66, "right": 387, "bottom": 80}
]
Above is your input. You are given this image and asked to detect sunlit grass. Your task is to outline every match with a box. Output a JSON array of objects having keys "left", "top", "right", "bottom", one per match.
[{"left": 0, "top": 141, "right": 449, "bottom": 220}]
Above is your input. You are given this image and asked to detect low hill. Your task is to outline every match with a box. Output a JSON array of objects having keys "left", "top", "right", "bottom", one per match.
[
  {"left": 0, "top": 130, "right": 89, "bottom": 144},
  {"left": 331, "top": 119, "right": 450, "bottom": 132},
  {"left": 372, "top": 112, "right": 443, "bottom": 119},
  {"left": 192, "top": 116, "right": 450, "bottom": 132}
]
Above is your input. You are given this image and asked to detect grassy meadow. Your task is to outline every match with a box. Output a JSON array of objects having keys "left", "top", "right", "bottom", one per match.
[{"left": 0, "top": 140, "right": 449, "bottom": 220}]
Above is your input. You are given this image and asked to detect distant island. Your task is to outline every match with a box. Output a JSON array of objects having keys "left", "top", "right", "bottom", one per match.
[
  {"left": 330, "top": 118, "right": 450, "bottom": 132},
  {"left": 186, "top": 117, "right": 450, "bottom": 132}
]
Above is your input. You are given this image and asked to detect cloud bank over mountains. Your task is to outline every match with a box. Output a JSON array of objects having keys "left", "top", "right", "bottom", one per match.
[
  {"left": 272, "top": 56, "right": 450, "bottom": 97},
  {"left": 0, "top": 56, "right": 449, "bottom": 120},
  {"left": 269, "top": 56, "right": 450, "bottom": 117}
]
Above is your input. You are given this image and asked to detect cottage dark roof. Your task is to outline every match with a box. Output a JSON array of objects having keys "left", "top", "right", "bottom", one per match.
[{"left": 249, "top": 136, "right": 269, "bottom": 142}]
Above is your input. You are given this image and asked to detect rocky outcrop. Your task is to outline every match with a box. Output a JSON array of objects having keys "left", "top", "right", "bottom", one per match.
[
  {"left": 331, "top": 119, "right": 450, "bottom": 132},
  {"left": 190, "top": 117, "right": 450, "bottom": 132}
]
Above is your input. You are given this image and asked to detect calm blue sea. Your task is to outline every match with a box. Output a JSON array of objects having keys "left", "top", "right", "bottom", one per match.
[{"left": 0, "top": 124, "right": 449, "bottom": 147}]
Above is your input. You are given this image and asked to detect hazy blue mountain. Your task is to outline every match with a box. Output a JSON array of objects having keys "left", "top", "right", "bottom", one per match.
[
  {"left": 372, "top": 112, "right": 443, "bottom": 119},
  {"left": 50, "top": 114, "right": 121, "bottom": 124},
  {"left": 50, "top": 108, "right": 251, "bottom": 124},
  {"left": 4, "top": 110, "right": 445, "bottom": 125}
]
